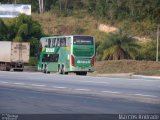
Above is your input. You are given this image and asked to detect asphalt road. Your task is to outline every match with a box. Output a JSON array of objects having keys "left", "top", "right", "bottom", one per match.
[{"left": 0, "top": 71, "right": 160, "bottom": 114}]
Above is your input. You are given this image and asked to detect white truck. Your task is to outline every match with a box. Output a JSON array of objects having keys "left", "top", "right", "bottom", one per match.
[{"left": 0, "top": 41, "right": 30, "bottom": 71}]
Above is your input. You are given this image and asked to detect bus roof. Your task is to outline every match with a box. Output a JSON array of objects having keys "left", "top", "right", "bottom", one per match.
[{"left": 40, "top": 35, "right": 94, "bottom": 39}]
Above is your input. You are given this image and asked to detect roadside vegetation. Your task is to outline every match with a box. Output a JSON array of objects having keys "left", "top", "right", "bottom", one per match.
[
  {"left": 94, "top": 60, "right": 160, "bottom": 76},
  {"left": 96, "top": 30, "right": 140, "bottom": 60},
  {"left": 0, "top": 0, "right": 160, "bottom": 75},
  {"left": 0, "top": 14, "right": 43, "bottom": 58}
]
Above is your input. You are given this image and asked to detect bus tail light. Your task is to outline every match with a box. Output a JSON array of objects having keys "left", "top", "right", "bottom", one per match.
[
  {"left": 91, "top": 56, "right": 95, "bottom": 66},
  {"left": 71, "top": 55, "right": 75, "bottom": 66}
]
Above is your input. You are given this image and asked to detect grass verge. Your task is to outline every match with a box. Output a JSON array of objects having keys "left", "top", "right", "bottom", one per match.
[{"left": 94, "top": 60, "right": 160, "bottom": 76}]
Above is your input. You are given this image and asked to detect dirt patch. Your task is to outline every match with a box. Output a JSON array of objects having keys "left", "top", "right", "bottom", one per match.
[{"left": 98, "top": 24, "right": 118, "bottom": 33}]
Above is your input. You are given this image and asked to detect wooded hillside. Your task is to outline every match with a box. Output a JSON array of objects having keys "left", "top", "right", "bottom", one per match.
[{"left": 0, "top": 0, "right": 160, "bottom": 63}]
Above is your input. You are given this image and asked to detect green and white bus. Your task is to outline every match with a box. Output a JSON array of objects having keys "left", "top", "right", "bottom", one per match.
[{"left": 38, "top": 35, "right": 95, "bottom": 75}]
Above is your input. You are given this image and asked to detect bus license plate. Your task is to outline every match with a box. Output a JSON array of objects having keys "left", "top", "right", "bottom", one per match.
[{"left": 81, "top": 67, "right": 85, "bottom": 70}]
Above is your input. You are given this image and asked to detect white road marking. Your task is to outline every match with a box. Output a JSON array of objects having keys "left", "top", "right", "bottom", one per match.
[
  {"left": 79, "top": 81, "right": 109, "bottom": 84},
  {"left": 75, "top": 89, "right": 90, "bottom": 91},
  {"left": 31, "top": 84, "right": 46, "bottom": 87},
  {"left": 0, "top": 81, "right": 9, "bottom": 84},
  {"left": 53, "top": 86, "right": 67, "bottom": 89},
  {"left": 133, "top": 94, "right": 158, "bottom": 98},
  {"left": 28, "top": 78, "right": 41, "bottom": 80},
  {"left": 101, "top": 91, "right": 121, "bottom": 94},
  {"left": 13, "top": 83, "right": 25, "bottom": 85},
  {"left": 0, "top": 75, "right": 7, "bottom": 77}
]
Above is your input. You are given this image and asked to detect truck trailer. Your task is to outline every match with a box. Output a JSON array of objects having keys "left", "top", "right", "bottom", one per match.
[{"left": 0, "top": 41, "right": 30, "bottom": 71}]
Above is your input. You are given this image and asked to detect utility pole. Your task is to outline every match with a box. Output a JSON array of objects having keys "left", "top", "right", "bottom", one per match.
[{"left": 156, "top": 25, "right": 159, "bottom": 62}]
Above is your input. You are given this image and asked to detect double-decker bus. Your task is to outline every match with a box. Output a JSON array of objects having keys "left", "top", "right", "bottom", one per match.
[{"left": 38, "top": 35, "right": 95, "bottom": 75}]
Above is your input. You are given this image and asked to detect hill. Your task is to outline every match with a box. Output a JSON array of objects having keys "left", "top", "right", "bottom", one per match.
[
  {"left": 32, "top": 12, "right": 106, "bottom": 42},
  {"left": 32, "top": 11, "right": 156, "bottom": 43}
]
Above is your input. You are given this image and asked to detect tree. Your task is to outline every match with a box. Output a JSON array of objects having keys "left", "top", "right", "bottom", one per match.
[
  {"left": 13, "top": 14, "right": 42, "bottom": 56},
  {"left": 0, "top": 14, "right": 43, "bottom": 56},
  {"left": 87, "top": 0, "right": 96, "bottom": 14},
  {"left": 0, "top": 19, "right": 8, "bottom": 40},
  {"left": 136, "top": 41, "right": 159, "bottom": 61},
  {"left": 97, "top": 30, "right": 140, "bottom": 60}
]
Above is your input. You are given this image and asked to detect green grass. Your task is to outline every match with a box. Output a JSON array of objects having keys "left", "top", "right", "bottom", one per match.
[{"left": 136, "top": 70, "right": 160, "bottom": 76}]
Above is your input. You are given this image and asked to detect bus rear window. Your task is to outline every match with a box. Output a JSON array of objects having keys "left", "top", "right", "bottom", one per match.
[{"left": 73, "top": 36, "right": 93, "bottom": 45}]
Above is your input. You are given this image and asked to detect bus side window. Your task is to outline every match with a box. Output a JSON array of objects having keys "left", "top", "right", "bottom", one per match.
[
  {"left": 54, "top": 54, "right": 59, "bottom": 62},
  {"left": 45, "top": 39, "right": 47, "bottom": 47},
  {"left": 56, "top": 38, "right": 60, "bottom": 47},
  {"left": 48, "top": 38, "right": 51, "bottom": 47},
  {"left": 44, "top": 38, "right": 48, "bottom": 47},
  {"left": 66, "top": 37, "right": 71, "bottom": 47},
  {"left": 60, "top": 38, "right": 66, "bottom": 47},
  {"left": 52, "top": 38, "right": 56, "bottom": 47}
]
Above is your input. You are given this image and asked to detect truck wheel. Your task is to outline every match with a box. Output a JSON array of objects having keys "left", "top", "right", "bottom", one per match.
[
  {"left": 3, "top": 63, "right": 7, "bottom": 71},
  {"left": 6, "top": 67, "right": 11, "bottom": 71},
  {"left": 0, "top": 63, "right": 2, "bottom": 70},
  {"left": 0, "top": 63, "right": 2, "bottom": 71},
  {"left": 1, "top": 63, "right": 6, "bottom": 71}
]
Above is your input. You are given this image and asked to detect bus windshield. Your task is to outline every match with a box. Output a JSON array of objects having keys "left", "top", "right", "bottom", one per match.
[{"left": 73, "top": 36, "right": 93, "bottom": 45}]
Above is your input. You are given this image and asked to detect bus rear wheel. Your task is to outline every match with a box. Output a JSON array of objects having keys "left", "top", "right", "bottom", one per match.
[
  {"left": 58, "top": 65, "right": 62, "bottom": 74},
  {"left": 43, "top": 65, "right": 47, "bottom": 73},
  {"left": 61, "top": 65, "right": 68, "bottom": 75}
]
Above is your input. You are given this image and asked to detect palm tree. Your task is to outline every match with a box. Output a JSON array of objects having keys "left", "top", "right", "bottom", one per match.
[{"left": 97, "top": 30, "right": 140, "bottom": 60}]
